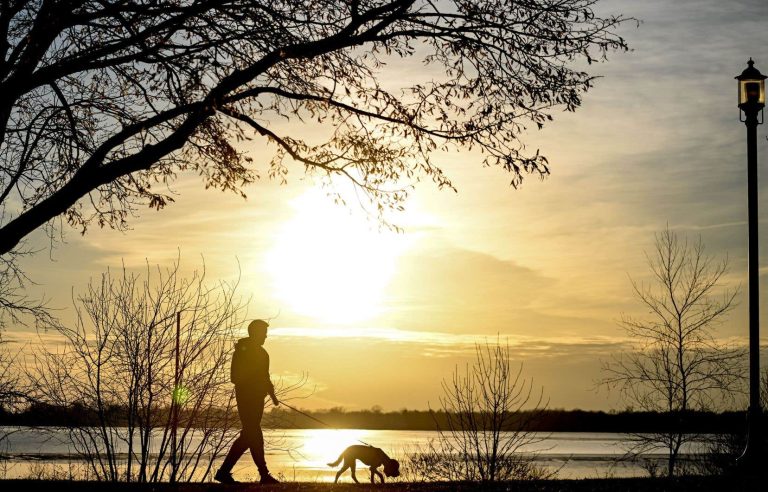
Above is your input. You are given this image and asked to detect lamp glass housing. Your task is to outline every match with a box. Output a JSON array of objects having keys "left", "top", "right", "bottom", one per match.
[{"left": 739, "top": 78, "right": 766, "bottom": 106}]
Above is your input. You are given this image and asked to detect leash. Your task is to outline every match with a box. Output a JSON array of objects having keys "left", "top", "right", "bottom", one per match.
[{"left": 280, "top": 401, "right": 374, "bottom": 447}]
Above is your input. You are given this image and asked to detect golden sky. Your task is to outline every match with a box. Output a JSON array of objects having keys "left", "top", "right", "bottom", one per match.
[{"left": 8, "top": 0, "right": 768, "bottom": 411}]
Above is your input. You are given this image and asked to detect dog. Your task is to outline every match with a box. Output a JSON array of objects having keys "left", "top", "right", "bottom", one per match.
[{"left": 327, "top": 444, "right": 400, "bottom": 483}]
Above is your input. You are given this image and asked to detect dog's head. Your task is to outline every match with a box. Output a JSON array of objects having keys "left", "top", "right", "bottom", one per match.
[{"left": 383, "top": 458, "right": 400, "bottom": 478}]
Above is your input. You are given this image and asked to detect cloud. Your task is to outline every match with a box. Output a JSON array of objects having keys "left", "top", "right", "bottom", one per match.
[
  {"left": 271, "top": 323, "right": 635, "bottom": 361},
  {"left": 376, "top": 242, "right": 629, "bottom": 338},
  {"left": 266, "top": 329, "right": 640, "bottom": 410}
]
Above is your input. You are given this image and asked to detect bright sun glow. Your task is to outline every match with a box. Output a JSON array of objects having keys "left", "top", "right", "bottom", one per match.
[{"left": 265, "top": 189, "right": 410, "bottom": 324}]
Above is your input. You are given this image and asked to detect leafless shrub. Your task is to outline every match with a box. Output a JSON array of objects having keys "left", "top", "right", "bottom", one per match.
[
  {"left": 26, "top": 256, "right": 297, "bottom": 482},
  {"left": 602, "top": 228, "right": 746, "bottom": 477},
  {"left": 0, "top": 331, "right": 29, "bottom": 454},
  {"left": 422, "top": 339, "right": 552, "bottom": 482}
]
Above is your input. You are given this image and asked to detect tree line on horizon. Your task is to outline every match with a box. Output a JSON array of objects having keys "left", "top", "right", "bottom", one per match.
[{"left": 0, "top": 402, "right": 761, "bottom": 435}]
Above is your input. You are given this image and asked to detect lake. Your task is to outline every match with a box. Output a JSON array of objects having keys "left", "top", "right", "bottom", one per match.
[{"left": 0, "top": 427, "right": 707, "bottom": 481}]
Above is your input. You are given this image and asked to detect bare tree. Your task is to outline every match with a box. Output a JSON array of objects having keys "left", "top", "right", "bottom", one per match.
[
  {"left": 0, "top": 332, "right": 25, "bottom": 432},
  {"left": 28, "top": 257, "right": 300, "bottom": 482},
  {"left": 424, "top": 339, "right": 548, "bottom": 482},
  {"left": 1, "top": 249, "right": 59, "bottom": 331},
  {"left": 0, "top": 0, "right": 631, "bottom": 311},
  {"left": 602, "top": 228, "right": 745, "bottom": 477},
  {"left": 1, "top": 254, "right": 50, "bottom": 448}
]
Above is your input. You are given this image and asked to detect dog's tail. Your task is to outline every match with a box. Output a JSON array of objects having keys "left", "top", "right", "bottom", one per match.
[{"left": 327, "top": 452, "right": 344, "bottom": 468}]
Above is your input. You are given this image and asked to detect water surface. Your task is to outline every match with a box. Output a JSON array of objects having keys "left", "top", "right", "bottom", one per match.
[{"left": 0, "top": 427, "right": 705, "bottom": 481}]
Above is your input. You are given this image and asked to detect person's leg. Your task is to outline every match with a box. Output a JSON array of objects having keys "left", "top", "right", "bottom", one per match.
[
  {"left": 243, "top": 398, "right": 268, "bottom": 475},
  {"left": 215, "top": 387, "right": 251, "bottom": 482},
  {"left": 238, "top": 391, "right": 277, "bottom": 482},
  {"left": 219, "top": 432, "right": 248, "bottom": 473}
]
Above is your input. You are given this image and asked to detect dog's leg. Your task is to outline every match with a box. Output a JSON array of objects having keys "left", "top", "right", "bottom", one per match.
[
  {"left": 369, "top": 467, "right": 375, "bottom": 484},
  {"left": 375, "top": 469, "right": 385, "bottom": 483},
  {"left": 350, "top": 461, "right": 359, "bottom": 483},
  {"left": 334, "top": 463, "right": 348, "bottom": 483}
]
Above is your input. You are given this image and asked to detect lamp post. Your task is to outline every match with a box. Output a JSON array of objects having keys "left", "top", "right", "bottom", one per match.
[{"left": 736, "top": 58, "right": 766, "bottom": 469}]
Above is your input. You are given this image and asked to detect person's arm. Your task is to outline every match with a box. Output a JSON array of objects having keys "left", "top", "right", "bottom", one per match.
[
  {"left": 266, "top": 351, "right": 279, "bottom": 406},
  {"left": 268, "top": 383, "right": 279, "bottom": 406}
]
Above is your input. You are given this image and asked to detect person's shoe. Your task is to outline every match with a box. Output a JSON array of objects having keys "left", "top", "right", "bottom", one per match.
[
  {"left": 259, "top": 474, "right": 280, "bottom": 484},
  {"left": 214, "top": 469, "right": 238, "bottom": 484}
]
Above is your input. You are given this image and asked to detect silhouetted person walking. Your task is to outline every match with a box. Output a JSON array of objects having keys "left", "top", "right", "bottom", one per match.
[{"left": 215, "top": 319, "right": 280, "bottom": 484}]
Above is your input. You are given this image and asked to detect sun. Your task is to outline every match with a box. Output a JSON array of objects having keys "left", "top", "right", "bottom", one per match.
[{"left": 265, "top": 190, "right": 409, "bottom": 324}]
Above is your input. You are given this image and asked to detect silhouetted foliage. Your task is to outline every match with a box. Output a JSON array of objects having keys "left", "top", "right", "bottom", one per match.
[
  {"left": 0, "top": 0, "right": 631, "bottom": 313},
  {"left": 601, "top": 228, "right": 746, "bottom": 477}
]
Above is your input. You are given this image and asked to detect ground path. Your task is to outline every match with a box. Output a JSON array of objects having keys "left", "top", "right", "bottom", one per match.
[{"left": 0, "top": 477, "right": 763, "bottom": 491}]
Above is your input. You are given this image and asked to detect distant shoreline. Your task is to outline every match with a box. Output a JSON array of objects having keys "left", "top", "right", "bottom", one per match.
[{"left": 1, "top": 407, "right": 760, "bottom": 433}]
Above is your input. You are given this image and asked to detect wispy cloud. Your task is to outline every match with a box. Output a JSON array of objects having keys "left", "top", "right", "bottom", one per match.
[{"left": 272, "top": 325, "right": 636, "bottom": 357}]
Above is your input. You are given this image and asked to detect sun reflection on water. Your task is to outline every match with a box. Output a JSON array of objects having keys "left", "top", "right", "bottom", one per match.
[{"left": 297, "top": 428, "right": 372, "bottom": 468}]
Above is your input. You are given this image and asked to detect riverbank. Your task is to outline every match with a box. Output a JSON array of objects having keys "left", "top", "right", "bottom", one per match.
[{"left": 0, "top": 477, "right": 763, "bottom": 492}]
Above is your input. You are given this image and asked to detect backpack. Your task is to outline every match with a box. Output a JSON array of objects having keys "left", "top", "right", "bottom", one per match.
[{"left": 230, "top": 338, "right": 253, "bottom": 384}]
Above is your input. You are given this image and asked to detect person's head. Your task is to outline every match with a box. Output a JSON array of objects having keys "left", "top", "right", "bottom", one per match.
[{"left": 248, "top": 319, "right": 269, "bottom": 344}]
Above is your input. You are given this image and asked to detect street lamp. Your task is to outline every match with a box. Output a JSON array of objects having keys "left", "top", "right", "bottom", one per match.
[{"left": 736, "top": 58, "right": 766, "bottom": 469}]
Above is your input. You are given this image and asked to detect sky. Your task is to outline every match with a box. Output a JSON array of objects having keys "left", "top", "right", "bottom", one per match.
[{"left": 7, "top": 0, "right": 768, "bottom": 411}]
